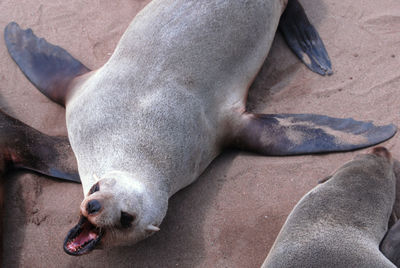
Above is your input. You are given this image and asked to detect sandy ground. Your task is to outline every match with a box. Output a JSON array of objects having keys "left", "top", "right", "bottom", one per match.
[{"left": 0, "top": 0, "right": 399, "bottom": 267}]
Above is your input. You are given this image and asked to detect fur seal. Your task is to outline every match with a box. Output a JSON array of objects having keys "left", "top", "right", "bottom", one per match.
[
  {"left": 4, "top": 0, "right": 396, "bottom": 255},
  {"left": 261, "top": 147, "right": 396, "bottom": 268}
]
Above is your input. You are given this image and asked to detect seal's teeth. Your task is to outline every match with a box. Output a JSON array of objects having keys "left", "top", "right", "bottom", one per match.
[{"left": 64, "top": 215, "right": 105, "bottom": 255}]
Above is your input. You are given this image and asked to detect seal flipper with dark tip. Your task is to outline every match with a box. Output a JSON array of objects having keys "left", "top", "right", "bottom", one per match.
[
  {"left": 0, "top": 109, "right": 80, "bottom": 182},
  {"left": 232, "top": 113, "right": 396, "bottom": 155},
  {"left": 279, "top": 0, "right": 332, "bottom": 76},
  {"left": 4, "top": 22, "right": 90, "bottom": 107}
]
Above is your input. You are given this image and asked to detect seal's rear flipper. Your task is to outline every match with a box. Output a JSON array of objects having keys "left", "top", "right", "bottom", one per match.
[
  {"left": 381, "top": 220, "right": 400, "bottom": 266},
  {"left": 0, "top": 110, "right": 80, "bottom": 182},
  {"left": 232, "top": 113, "right": 396, "bottom": 155},
  {"left": 4, "top": 22, "right": 90, "bottom": 107},
  {"left": 279, "top": 0, "right": 332, "bottom": 76}
]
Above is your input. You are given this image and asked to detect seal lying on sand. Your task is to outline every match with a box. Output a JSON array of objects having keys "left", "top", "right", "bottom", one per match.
[
  {"left": 261, "top": 147, "right": 396, "bottom": 268},
  {"left": 0, "top": 108, "right": 79, "bottom": 260},
  {"left": 4, "top": 0, "right": 396, "bottom": 255}
]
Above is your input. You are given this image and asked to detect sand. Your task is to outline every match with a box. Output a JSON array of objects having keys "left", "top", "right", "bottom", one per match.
[{"left": 0, "top": 0, "right": 399, "bottom": 267}]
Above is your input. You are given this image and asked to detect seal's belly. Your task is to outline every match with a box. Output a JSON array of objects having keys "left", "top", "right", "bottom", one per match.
[{"left": 66, "top": 80, "right": 220, "bottom": 195}]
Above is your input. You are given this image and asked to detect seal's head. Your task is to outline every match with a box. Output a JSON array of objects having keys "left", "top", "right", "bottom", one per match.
[{"left": 63, "top": 171, "right": 168, "bottom": 255}]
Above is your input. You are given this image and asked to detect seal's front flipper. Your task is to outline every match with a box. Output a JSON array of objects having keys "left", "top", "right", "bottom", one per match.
[
  {"left": 232, "top": 113, "right": 396, "bottom": 155},
  {"left": 4, "top": 22, "right": 90, "bottom": 107},
  {"left": 381, "top": 220, "right": 400, "bottom": 266},
  {"left": 279, "top": 0, "right": 332, "bottom": 76},
  {"left": 0, "top": 110, "right": 80, "bottom": 182}
]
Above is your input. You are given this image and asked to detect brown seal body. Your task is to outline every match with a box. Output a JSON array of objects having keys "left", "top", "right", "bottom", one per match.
[{"left": 262, "top": 147, "right": 396, "bottom": 268}]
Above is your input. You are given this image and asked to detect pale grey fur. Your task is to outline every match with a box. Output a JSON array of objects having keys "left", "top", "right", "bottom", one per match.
[
  {"left": 261, "top": 152, "right": 396, "bottom": 268},
  {"left": 66, "top": 0, "right": 287, "bottom": 247}
]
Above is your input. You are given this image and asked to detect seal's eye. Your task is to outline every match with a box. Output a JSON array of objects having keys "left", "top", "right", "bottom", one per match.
[
  {"left": 120, "top": 212, "right": 136, "bottom": 228},
  {"left": 88, "top": 182, "right": 100, "bottom": 195}
]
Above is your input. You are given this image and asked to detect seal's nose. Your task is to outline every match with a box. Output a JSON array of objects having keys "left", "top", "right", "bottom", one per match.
[
  {"left": 371, "top": 146, "right": 392, "bottom": 160},
  {"left": 86, "top": 199, "right": 102, "bottom": 215}
]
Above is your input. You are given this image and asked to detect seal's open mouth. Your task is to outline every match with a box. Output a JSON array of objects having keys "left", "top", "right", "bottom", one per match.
[{"left": 63, "top": 215, "right": 104, "bottom": 255}]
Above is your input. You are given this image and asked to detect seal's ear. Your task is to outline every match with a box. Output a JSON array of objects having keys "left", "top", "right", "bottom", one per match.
[
  {"left": 4, "top": 22, "right": 91, "bottom": 107},
  {"left": 232, "top": 113, "right": 396, "bottom": 155},
  {"left": 279, "top": 0, "right": 332, "bottom": 76},
  {"left": 0, "top": 109, "right": 80, "bottom": 182},
  {"left": 145, "top": 225, "right": 160, "bottom": 232}
]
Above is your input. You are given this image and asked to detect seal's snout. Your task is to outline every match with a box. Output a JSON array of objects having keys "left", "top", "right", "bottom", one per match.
[
  {"left": 87, "top": 199, "right": 102, "bottom": 215},
  {"left": 371, "top": 146, "right": 392, "bottom": 160}
]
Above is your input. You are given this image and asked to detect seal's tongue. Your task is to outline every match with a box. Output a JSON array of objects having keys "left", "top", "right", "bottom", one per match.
[
  {"left": 64, "top": 216, "right": 104, "bottom": 255},
  {"left": 66, "top": 225, "right": 98, "bottom": 251}
]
